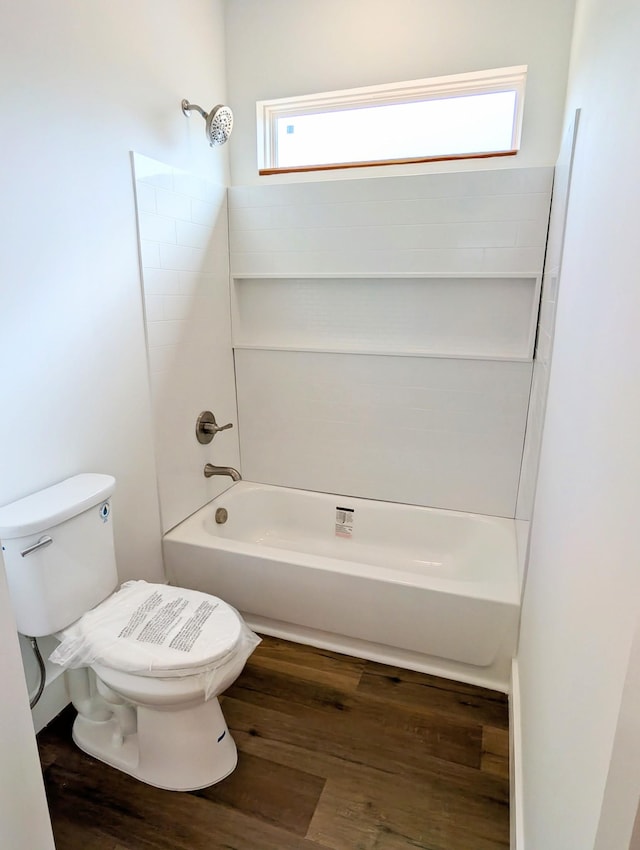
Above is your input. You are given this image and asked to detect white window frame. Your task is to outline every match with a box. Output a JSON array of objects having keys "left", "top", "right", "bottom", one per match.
[{"left": 257, "top": 65, "right": 527, "bottom": 174}]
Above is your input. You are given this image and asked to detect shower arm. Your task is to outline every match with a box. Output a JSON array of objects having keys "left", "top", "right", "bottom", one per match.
[{"left": 181, "top": 99, "right": 207, "bottom": 119}]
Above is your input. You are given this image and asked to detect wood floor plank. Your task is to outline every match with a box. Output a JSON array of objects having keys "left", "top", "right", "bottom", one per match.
[
  {"left": 224, "top": 663, "right": 483, "bottom": 769},
  {"left": 480, "top": 727, "right": 510, "bottom": 780},
  {"left": 40, "top": 635, "right": 510, "bottom": 850},
  {"left": 47, "top": 815, "right": 129, "bottom": 850},
  {"left": 224, "top": 696, "right": 509, "bottom": 805},
  {"left": 249, "top": 636, "right": 367, "bottom": 692},
  {"left": 308, "top": 771, "right": 509, "bottom": 850},
  {"left": 192, "top": 750, "right": 326, "bottom": 836},
  {"left": 357, "top": 663, "right": 509, "bottom": 730},
  {"left": 45, "top": 750, "right": 332, "bottom": 850}
]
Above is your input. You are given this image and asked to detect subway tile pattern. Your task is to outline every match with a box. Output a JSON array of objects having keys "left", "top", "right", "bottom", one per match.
[
  {"left": 229, "top": 167, "right": 552, "bottom": 517},
  {"left": 233, "top": 276, "right": 538, "bottom": 359},
  {"left": 132, "top": 154, "right": 239, "bottom": 533},
  {"left": 229, "top": 168, "right": 553, "bottom": 277},
  {"left": 235, "top": 350, "right": 532, "bottom": 518}
]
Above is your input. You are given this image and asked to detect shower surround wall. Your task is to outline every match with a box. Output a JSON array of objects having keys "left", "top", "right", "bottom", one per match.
[
  {"left": 133, "top": 154, "right": 240, "bottom": 533},
  {"left": 229, "top": 167, "right": 553, "bottom": 520},
  {"left": 515, "top": 113, "right": 581, "bottom": 585}
]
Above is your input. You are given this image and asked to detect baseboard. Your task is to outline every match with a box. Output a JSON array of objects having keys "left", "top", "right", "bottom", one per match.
[{"left": 510, "top": 658, "right": 525, "bottom": 850}]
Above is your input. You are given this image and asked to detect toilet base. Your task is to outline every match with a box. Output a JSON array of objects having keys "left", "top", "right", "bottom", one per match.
[{"left": 72, "top": 696, "right": 238, "bottom": 791}]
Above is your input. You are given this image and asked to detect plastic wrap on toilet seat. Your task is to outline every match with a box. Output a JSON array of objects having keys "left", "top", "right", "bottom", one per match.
[{"left": 49, "top": 581, "right": 260, "bottom": 698}]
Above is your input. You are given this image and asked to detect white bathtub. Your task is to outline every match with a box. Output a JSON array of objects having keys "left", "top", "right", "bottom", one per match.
[{"left": 163, "top": 482, "right": 519, "bottom": 684}]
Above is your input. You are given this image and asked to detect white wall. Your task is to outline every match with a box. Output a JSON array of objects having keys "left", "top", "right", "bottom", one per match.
[
  {"left": 0, "top": 0, "right": 230, "bottom": 834},
  {"left": 593, "top": 620, "right": 640, "bottom": 849},
  {"left": 224, "top": 0, "right": 576, "bottom": 185},
  {"left": 1, "top": 0, "right": 229, "bottom": 579},
  {"left": 0, "top": 571, "right": 55, "bottom": 849},
  {"left": 517, "top": 0, "right": 640, "bottom": 846}
]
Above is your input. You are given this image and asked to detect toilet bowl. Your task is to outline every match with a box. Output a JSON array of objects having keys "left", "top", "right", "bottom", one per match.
[
  {"left": 56, "top": 580, "right": 258, "bottom": 791},
  {"left": 0, "top": 474, "right": 260, "bottom": 791}
]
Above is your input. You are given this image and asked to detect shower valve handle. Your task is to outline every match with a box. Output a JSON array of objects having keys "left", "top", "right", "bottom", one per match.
[
  {"left": 203, "top": 421, "right": 233, "bottom": 435},
  {"left": 196, "top": 411, "right": 233, "bottom": 444}
]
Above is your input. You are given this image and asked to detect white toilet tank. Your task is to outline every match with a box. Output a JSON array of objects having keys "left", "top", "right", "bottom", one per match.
[{"left": 0, "top": 474, "right": 119, "bottom": 637}]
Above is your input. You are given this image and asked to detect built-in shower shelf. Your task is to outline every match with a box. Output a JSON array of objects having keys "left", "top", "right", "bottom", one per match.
[
  {"left": 231, "top": 272, "right": 538, "bottom": 279},
  {"left": 232, "top": 343, "right": 533, "bottom": 363},
  {"left": 231, "top": 274, "right": 540, "bottom": 361}
]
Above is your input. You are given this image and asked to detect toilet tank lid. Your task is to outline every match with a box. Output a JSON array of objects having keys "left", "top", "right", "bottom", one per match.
[{"left": 0, "top": 474, "right": 116, "bottom": 539}]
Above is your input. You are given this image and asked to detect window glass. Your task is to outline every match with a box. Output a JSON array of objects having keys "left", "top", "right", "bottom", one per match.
[
  {"left": 257, "top": 66, "right": 527, "bottom": 173},
  {"left": 275, "top": 91, "right": 518, "bottom": 168}
]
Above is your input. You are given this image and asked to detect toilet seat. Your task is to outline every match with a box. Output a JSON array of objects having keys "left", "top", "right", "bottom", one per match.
[{"left": 53, "top": 581, "right": 244, "bottom": 678}]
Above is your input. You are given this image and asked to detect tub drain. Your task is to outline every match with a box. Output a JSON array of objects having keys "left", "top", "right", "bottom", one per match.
[{"left": 215, "top": 507, "right": 228, "bottom": 524}]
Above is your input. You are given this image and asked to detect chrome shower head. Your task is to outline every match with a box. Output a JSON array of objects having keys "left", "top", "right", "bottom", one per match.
[{"left": 181, "top": 99, "right": 233, "bottom": 146}]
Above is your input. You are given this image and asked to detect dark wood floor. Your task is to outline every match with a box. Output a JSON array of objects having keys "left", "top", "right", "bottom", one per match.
[{"left": 38, "top": 636, "right": 509, "bottom": 850}]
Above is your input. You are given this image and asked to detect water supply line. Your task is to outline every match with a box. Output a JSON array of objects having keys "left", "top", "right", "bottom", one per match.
[{"left": 28, "top": 636, "right": 46, "bottom": 709}]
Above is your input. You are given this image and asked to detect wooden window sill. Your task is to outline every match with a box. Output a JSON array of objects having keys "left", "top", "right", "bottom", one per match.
[{"left": 259, "top": 149, "right": 517, "bottom": 176}]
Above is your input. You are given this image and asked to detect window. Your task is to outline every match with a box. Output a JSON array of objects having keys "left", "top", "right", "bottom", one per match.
[{"left": 257, "top": 66, "right": 527, "bottom": 175}]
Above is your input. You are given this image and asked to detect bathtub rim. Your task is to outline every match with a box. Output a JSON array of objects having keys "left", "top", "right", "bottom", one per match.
[
  {"left": 163, "top": 481, "right": 520, "bottom": 607},
  {"left": 170, "top": 479, "right": 520, "bottom": 528}
]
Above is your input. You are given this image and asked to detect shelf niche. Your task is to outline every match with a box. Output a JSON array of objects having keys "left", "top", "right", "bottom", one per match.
[{"left": 231, "top": 275, "right": 539, "bottom": 361}]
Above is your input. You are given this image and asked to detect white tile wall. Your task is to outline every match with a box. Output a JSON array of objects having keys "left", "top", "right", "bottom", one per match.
[
  {"left": 229, "top": 167, "right": 552, "bottom": 517},
  {"left": 233, "top": 276, "right": 538, "bottom": 359},
  {"left": 515, "top": 113, "right": 581, "bottom": 588},
  {"left": 229, "top": 167, "right": 553, "bottom": 278},
  {"left": 132, "top": 163, "right": 554, "bottom": 524},
  {"left": 235, "top": 350, "right": 532, "bottom": 517},
  {"left": 133, "top": 154, "right": 239, "bottom": 533}
]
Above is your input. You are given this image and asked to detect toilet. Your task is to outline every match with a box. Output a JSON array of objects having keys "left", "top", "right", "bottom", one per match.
[{"left": 0, "top": 473, "right": 259, "bottom": 791}]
